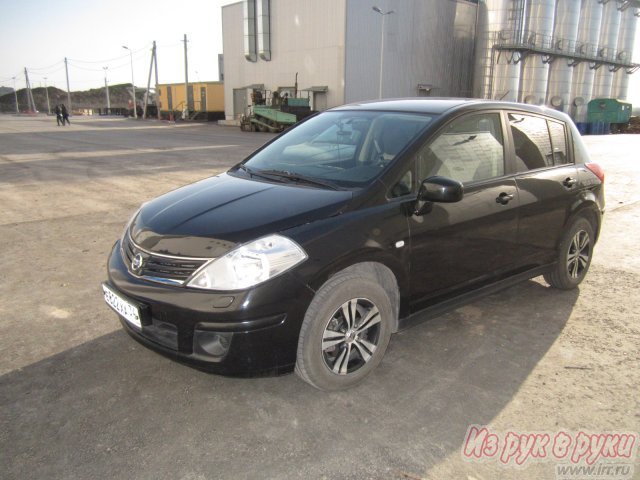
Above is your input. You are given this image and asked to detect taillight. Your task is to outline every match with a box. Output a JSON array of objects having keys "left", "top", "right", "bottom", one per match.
[{"left": 585, "top": 162, "right": 605, "bottom": 183}]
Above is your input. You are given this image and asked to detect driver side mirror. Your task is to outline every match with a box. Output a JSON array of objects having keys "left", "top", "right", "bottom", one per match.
[
  {"left": 415, "top": 176, "right": 463, "bottom": 215},
  {"left": 418, "top": 176, "right": 464, "bottom": 203}
]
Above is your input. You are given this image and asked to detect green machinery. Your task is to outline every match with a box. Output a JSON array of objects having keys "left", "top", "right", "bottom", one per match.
[
  {"left": 241, "top": 105, "right": 298, "bottom": 133},
  {"left": 587, "top": 98, "right": 633, "bottom": 133},
  {"left": 240, "top": 91, "right": 312, "bottom": 133}
]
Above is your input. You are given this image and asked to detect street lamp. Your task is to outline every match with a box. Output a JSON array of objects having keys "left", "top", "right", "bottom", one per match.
[
  {"left": 44, "top": 77, "right": 51, "bottom": 115},
  {"left": 372, "top": 6, "right": 395, "bottom": 99},
  {"left": 103, "top": 66, "right": 111, "bottom": 113},
  {"left": 122, "top": 45, "right": 137, "bottom": 118}
]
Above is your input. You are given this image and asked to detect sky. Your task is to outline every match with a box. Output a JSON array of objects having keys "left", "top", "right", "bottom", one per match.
[
  {"left": 0, "top": 0, "right": 238, "bottom": 92},
  {"left": 0, "top": 0, "right": 638, "bottom": 107}
]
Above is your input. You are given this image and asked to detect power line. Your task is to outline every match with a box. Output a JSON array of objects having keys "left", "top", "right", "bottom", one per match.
[
  {"left": 67, "top": 51, "right": 147, "bottom": 72},
  {"left": 27, "top": 65, "right": 66, "bottom": 77},
  {"left": 67, "top": 43, "right": 151, "bottom": 64},
  {"left": 155, "top": 42, "right": 181, "bottom": 49},
  {"left": 3, "top": 38, "right": 205, "bottom": 92},
  {"left": 67, "top": 61, "right": 127, "bottom": 72},
  {"left": 28, "top": 60, "right": 65, "bottom": 71}
]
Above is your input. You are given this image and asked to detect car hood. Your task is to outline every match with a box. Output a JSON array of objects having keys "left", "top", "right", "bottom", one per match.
[{"left": 129, "top": 172, "right": 352, "bottom": 258}]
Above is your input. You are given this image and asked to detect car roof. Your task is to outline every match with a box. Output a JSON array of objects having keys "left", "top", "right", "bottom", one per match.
[{"left": 330, "top": 98, "right": 570, "bottom": 122}]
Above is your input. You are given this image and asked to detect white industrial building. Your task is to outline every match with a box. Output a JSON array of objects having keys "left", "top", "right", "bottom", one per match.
[
  {"left": 221, "top": 0, "right": 477, "bottom": 122},
  {"left": 221, "top": 0, "right": 639, "bottom": 122}
]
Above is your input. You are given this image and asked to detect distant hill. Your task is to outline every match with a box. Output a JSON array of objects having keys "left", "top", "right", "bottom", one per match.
[
  {"left": 0, "top": 86, "right": 13, "bottom": 97},
  {"left": 0, "top": 84, "right": 149, "bottom": 113}
]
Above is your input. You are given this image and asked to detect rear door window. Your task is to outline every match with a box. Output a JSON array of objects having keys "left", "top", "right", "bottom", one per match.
[{"left": 508, "top": 113, "right": 553, "bottom": 172}]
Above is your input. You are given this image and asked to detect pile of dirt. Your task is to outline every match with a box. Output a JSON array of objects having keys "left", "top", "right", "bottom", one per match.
[
  {"left": 0, "top": 84, "right": 144, "bottom": 113},
  {"left": 626, "top": 116, "right": 640, "bottom": 134}
]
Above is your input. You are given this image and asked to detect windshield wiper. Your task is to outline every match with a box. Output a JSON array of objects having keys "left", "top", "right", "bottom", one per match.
[
  {"left": 237, "top": 164, "right": 277, "bottom": 181},
  {"left": 256, "top": 169, "right": 339, "bottom": 190}
]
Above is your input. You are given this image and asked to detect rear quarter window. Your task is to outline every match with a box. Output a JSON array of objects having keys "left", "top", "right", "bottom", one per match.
[
  {"left": 548, "top": 120, "right": 569, "bottom": 165},
  {"left": 567, "top": 121, "right": 592, "bottom": 165}
]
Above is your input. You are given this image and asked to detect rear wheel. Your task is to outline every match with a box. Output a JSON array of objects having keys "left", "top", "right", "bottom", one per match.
[
  {"left": 295, "top": 272, "right": 393, "bottom": 390},
  {"left": 544, "top": 217, "right": 595, "bottom": 290}
]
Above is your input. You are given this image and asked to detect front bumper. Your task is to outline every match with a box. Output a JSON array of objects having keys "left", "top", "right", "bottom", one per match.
[{"left": 106, "top": 240, "right": 315, "bottom": 376}]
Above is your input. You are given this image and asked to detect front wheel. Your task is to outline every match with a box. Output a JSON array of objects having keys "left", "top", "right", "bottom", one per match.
[
  {"left": 544, "top": 217, "right": 595, "bottom": 290},
  {"left": 295, "top": 272, "right": 393, "bottom": 390}
]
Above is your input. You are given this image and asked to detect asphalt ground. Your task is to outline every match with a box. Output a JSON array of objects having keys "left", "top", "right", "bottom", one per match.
[{"left": 1, "top": 115, "right": 638, "bottom": 480}]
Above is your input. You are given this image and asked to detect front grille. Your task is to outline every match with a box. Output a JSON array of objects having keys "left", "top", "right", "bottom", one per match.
[{"left": 122, "top": 233, "right": 209, "bottom": 285}]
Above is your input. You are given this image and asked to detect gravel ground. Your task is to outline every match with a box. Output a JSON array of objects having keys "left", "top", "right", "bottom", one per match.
[{"left": 0, "top": 115, "right": 638, "bottom": 480}]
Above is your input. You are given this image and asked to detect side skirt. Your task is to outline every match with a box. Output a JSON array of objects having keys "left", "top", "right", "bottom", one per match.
[{"left": 396, "top": 264, "right": 554, "bottom": 333}]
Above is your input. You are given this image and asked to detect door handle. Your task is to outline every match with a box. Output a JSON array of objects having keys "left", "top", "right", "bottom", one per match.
[
  {"left": 496, "top": 192, "right": 514, "bottom": 205},
  {"left": 563, "top": 177, "right": 577, "bottom": 188}
]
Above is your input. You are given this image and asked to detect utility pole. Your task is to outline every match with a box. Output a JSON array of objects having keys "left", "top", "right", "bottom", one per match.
[
  {"left": 44, "top": 77, "right": 51, "bottom": 115},
  {"left": 24, "top": 68, "right": 36, "bottom": 112},
  {"left": 12, "top": 76, "right": 19, "bottom": 114},
  {"left": 183, "top": 34, "right": 191, "bottom": 112},
  {"left": 103, "top": 67, "right": 111, "bottom": 112},
  {"left": 153, "top": 41, "right": 161, "bottom": 120},
  {"left": 143, "top": 42, "right": 155, "bottom": 119},
  {"left": 64, "top": 57, "right": 72, "bottom": 111},
  {"left": 122, "top": 46, "right": 137, "bottom": 118}
]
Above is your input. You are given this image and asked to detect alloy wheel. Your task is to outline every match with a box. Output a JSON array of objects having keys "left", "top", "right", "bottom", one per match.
[
  {"left": 567, "top": 229, "right": 590, "bottom": 279},
  {"left": 321, "top": 298, "right": 381, "bottom": 375}
]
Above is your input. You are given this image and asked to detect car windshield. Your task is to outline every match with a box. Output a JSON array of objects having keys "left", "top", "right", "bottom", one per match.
[{"left": 240, "top": 110, "right": 434, "bottom": 188}]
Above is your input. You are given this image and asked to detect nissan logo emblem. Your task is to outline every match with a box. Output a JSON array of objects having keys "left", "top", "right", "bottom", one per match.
[{"left": 131, "top": 253, "right": 144, "bottom": 271}]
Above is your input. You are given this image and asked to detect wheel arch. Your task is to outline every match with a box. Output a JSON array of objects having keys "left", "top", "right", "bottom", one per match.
[
  {"left": 309, "top": 258, "right": 404, "bottom": 333},
  {"left": 567, "top": 194, "right": 602, "bottom": 243}
]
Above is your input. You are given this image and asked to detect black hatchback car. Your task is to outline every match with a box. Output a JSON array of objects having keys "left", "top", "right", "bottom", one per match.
[{"left": 103, "top": 99, "right": 605, "bottom": 390}]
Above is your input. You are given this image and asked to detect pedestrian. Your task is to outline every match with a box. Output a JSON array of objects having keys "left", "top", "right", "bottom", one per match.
[
  {"left": 61, "top": 104, "right": 70, "bottom": 126},
  {"left": 54, "top": 104, "right": 62, "bottom": 126}
]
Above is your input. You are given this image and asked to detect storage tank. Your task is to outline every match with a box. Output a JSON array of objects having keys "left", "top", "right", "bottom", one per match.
[
  {"left": 570, "top": 0, "right": 604, "bottom": 121},
  {"left": 474, "top": 0, "right": 526, "bottom": 101},
  {"left": 592, "top": 0, "right": 622, "bottom": 99},
  {"left": 612, "top": 7, "right": 639, "bottom": 100},
  {"left": 546, "top": 0, "right": 581, "bottom": 112},
  {"left": 519, "top": 0, "right": 556, "bottom": 104}
]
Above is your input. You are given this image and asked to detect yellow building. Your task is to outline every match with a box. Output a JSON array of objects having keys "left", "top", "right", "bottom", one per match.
[{"left": 156, "top": 81, "right": 224, "bottom": 113}]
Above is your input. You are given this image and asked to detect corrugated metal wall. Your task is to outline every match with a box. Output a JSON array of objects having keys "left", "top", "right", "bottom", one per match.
[{"left": 344, "top": 0, "right": 477, "bottom": 103}]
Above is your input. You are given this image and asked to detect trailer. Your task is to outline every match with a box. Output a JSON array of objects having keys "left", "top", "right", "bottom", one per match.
[{"left": 587, "top": 98, "right": 633, "bottom": 134}]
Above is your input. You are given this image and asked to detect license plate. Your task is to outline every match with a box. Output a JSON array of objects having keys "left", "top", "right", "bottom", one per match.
[{"left": 102, "top": 284, "right": 142, "bottom": 329}]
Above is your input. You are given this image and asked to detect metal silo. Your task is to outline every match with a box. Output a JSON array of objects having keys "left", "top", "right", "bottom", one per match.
[
  {"left": 592, "top": 0, "right": 622, "bottom": 99},
  {"left": 546, "top": 0, "right": 581, "bottom": 112},
  {"left": 519, "top": 0, "right": 556, "bottom": 104},
  {"left": 612, "top": 7, "right": 639, "bottom": 100},
  {"left": 473, "top": 0, "right": 525, "bottom": 101},
  {"left": 570, "top": 0, "right": 603, "bottom": 121}
]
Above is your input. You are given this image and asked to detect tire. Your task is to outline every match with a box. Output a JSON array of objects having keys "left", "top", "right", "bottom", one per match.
[
  {"left": 544, "top": 216, "right": 595, "bottom": 290},
  {"left": 295, "top": 272, "right": 393, "bottom": 391}
]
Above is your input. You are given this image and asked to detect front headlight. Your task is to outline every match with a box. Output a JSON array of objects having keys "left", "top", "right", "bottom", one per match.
[{"left": 187, "top": 234, "right": 308, "bottom": 291}]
